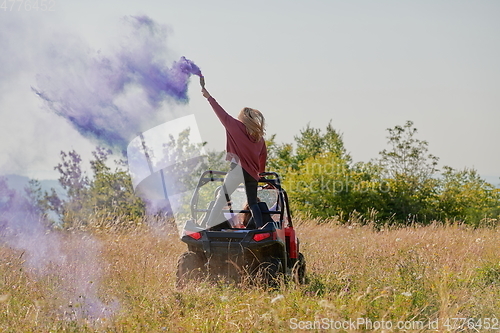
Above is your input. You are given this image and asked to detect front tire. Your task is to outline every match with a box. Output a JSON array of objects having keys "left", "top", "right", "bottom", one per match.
[
  {"left": 176, "top": 251, "right": 206, "bottom": 288},
  {"left": 256, "top": 257, "right": 283, "bottom": 287},
  {"left": 292, "top": 252, "right": 306, "bottom": 285}
]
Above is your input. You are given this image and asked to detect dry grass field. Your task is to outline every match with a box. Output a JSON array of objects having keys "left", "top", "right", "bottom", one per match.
[{"left": 1, "top": 219, "right": 499, "bottom": 332}]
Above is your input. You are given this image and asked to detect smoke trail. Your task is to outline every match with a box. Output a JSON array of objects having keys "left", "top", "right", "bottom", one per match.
[
  {"left": 0, "top": 177, "right": 58, "bottom": 271},
  {"left": 32, "top": 15, "right": 202, "bottom": 154},
  {"left": 31, "top": 14, "right": 208, "bottom": 222},
  {"left": 31, "top": 14, "right": 208, "bottom": 221},
  {"left": 1, "top": 14, "right": 207, "bottom": 321},
  {"left": 0, "top": 177, "right": 116, "bottom": 319}
]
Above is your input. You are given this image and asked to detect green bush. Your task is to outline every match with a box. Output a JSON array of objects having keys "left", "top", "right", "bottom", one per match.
[
  {"left": 43, "top": 147, "right": 146, "bottom": 229},
  {"left": 268, "top": 120, "right": 499, "bottom": 226},
  {"left": 30, "top": 121, "right": 498, "bottom": 228}
]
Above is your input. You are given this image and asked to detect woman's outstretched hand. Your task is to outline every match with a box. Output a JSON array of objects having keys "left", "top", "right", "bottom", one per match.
[
  {"left": 201, "top": 87, "right": 211, "bottom": 99},
  {"left": 200, "top": 76, "right": 211, "bottom": 98}
]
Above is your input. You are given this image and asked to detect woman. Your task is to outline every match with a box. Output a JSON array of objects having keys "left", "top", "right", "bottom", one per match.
[{"left": 201, "top": 78, "right": 267, "bottom": 229}]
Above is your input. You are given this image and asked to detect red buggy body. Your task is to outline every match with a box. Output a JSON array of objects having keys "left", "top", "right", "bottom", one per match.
[{"left": 177, "top": 171, "right": 306, "bottom": 287}]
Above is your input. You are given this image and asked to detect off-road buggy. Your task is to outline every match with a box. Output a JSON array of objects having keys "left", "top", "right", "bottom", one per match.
[{"left": 176, "top": 170, "right": 306, "bottom": 287}]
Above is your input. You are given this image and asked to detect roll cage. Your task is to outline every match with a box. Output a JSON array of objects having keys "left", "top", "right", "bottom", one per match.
[{"left": 189, "top": 171, "right": 294, "bottom": 229}]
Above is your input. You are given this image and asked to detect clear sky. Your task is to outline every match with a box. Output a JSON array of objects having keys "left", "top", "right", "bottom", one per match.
[{"left": 1, "top": 0, "right": 499, "bottom": 185}]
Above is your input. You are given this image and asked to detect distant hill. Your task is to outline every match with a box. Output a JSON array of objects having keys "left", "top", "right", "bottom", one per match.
[
  {"left": 2, "top": 174, "right": 66, "bottom": 199},
  {"left": 483, "top": 175, "right": 500, "bottom": 188}
]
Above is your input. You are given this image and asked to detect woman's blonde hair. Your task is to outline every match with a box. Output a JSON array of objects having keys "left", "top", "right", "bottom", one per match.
[{"left": 238, "top": 107, "right": 265, "bottom": 141}]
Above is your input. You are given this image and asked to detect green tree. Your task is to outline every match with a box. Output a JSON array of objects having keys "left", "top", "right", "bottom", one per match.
[
  {"left": 268, "top": 120, "right": 499, "bottom": 226},
  {"left": 347, "top": 161, "right": 391, "bottom": 222},
  {"left": 157, "top": 128, "right": 230, "bottom": 188},
  {"left": 43, "top": 147, "right": 146, "bottom": 228},
  {"left": 266, "top": 134, "right": 295, "bottom": 175},
  {"left": 285, "top": 152, "right": 351, "bottom": 219},
  {"left": 266, "top": 121, "right": 351, "bottom": 177},
  {"left": 379, "top": 121, "right": 438, "bottom": 181},
  {"left": 294, "top": 122, "right": 351, "bottom": 167},
  {"left": 437, "top": 166, "right": 499, "bottom": 225},
  {"left": 85, "top": 147, "right": 145, "bottom": 223},
  {"left": 276, "top": 122, "right": 360, "bottom": 220},
  {"left": 377, "top": 121, "right": 440, "bottom": 223}
]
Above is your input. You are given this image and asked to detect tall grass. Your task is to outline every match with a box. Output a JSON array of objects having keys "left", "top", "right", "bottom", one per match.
[{"left": 1, "top": 218, "right": 499, "bottom": 332}]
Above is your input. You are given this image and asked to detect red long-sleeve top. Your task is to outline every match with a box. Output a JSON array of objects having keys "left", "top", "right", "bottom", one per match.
[{"left": 207, "top": 96, "right": 267, "bottom": 180}]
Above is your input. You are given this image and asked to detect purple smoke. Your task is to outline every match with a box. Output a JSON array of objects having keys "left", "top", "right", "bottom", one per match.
[
  {"left": 0, "top": 15, "right": 208, "bottom": 321},
  {"left": 0, "top": 177, "right": 116, "bottom": 319},
  {"left": 0, "top": 177, "right": 52, "bottom": 271},
  {"left": 178, "top": 56, "right": 203, "bottom": 77},
  {"left": 32, "top": 15, "right": 202, "bottom": 154}
]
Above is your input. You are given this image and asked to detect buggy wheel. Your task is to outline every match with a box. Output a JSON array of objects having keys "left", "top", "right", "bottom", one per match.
[
  {"left": 292, "top": 252, "right": 306, "bottom": 285},
  {"left": 176, "top": 251, "right": 206, "bottom": 288},
  {"left": 257, "top": 257, "right": 282, "bottom": 287}
]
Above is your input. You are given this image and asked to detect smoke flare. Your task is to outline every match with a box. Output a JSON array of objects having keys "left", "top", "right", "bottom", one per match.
[{"left": 32, "top": 15, "right": 202, "bottom": 154}]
